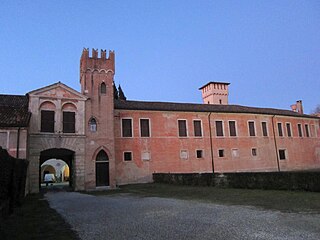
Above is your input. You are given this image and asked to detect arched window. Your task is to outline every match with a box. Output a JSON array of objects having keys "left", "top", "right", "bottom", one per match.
[
  {"left": 89, "top": 118, "right": 97, "bottom": 132},
  {"left": 96, "top": 150, "right": 109, "bottom": 186},
  {"left": 101, "top": 82, "right": 106, "bottom": 94}
]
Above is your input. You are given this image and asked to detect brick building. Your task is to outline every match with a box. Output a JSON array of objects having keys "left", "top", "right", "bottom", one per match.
[{"left": 0, "top": 48, "right": 319, "bottom": 193}]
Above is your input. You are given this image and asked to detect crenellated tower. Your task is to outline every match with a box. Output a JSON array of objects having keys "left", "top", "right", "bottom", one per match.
[
  {"left": 199, "top": 81, "right": 230, "bottom": 105},
  {"left": 80, "top": 48, "right": 116, "bottom": 189}
]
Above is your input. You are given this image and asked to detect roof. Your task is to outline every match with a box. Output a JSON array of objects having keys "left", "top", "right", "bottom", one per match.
[
  {"left": 114, "top": 100, "right": 319, "bottom": 119},
  {"left": 0, "top": 94, "right": 31, "bottom": 127},
  {"left": 199, "top": 81, "right": 230, "bottom": 90}
]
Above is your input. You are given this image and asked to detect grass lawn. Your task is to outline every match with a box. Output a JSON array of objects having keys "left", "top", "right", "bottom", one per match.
[
  {"left": 92, "top": 183, "right": 320, "bottom": 213},
  {"left": 0, "top": 194, "right": 79, "bottom": 240}
]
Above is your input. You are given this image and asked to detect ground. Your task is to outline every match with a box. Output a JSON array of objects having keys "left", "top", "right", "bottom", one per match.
[{"left": 1, "top": 184, "right": 320, "bottom": 240}]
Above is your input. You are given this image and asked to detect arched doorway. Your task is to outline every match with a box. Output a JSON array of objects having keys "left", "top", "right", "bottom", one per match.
[
  {"left": 96, "top": 150, "right": 109, "bottom": 186},
  {"left": 39, "top": 148, "right": 74, "bottom": 190}
]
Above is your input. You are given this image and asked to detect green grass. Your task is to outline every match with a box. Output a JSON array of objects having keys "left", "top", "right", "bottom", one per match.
[
  {"left": 0, "top": 194, "right": 79, "bottom": 240},
  {"left": 93, "top": 183, "right": 320, "bottom": 213}
]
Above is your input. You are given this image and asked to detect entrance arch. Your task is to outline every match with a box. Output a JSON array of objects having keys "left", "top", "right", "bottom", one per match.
[
  {"left": 39, "top": 148, "right": 74, "bottom": 190},
  {"left": 96, "top": 150, "right": 109, "bottom": 186}
]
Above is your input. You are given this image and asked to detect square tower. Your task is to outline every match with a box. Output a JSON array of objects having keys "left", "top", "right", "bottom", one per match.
[{"left": 199, "top": 81, "right": 230, "bottom": 105}]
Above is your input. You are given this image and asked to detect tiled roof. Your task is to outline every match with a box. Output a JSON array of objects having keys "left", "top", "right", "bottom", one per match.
[
  {"left": 0, "top": 94, "right": 31, "bottom": 127},
  {"left": 114, "top": 100, "right": 318, "bottom": 119}
]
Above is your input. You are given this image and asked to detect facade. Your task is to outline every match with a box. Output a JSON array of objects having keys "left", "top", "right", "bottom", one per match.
[{"left": 0, "top": 48, "right": 319, "bottom": 193}]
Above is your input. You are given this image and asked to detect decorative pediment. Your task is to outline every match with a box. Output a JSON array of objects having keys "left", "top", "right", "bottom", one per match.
[{"left": 28, "top": 82, "right": 87, "bottom": 100}]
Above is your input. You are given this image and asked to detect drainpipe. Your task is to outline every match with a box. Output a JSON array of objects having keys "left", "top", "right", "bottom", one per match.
[
  {"left": 16, "top": 127, "right": 21, "bottom": 159},
  {"left": 208, "top": 112, "right": 215, "bottom": 173},
  {"left": 271, "top": 115, "right": 280, "bottom": 172}
]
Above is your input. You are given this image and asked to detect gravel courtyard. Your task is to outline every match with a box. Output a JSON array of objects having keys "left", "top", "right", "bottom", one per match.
[{"left": 46, "top": 191, "right": 320, "bottom": 240}]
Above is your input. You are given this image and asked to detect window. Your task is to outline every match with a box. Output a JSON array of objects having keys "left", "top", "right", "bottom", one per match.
[
  {"left": 89, "top": 118, "right": 97, "bottom": 132},
  {"left": 279, "top": 149, "right": 286, "bottom": 160},
  {"left": 196, "top": 150, "right": 203, "bottom": 158},
  {"left": 305, "top": 124, "right": 310, "bottom": 137},
  {"left": 63, "top": 112, "right": 75, "bottom": 133},
  {"left": 101, "top": 82, "right": 106, "bottom": 94},
  {"left": 215, "top": 121, "right": 224, "bottom": 137},
  {"left": 252, "top": 148, "right": 257, "bottom": 156},
  {"left": 261, "top": 122, "right": 268, "bottom": 137},
  {"left": 193, "top": 120, "right": 202, "bottom": 137},
  {"left": 178, "top": 120, "right": 187, "bottom": 137},
  {"left": 229, "top": 121, "right": 237, "bottom": 137},
  {"left": 41, "top": 110, "right": 54, "bottom": 133},
  {"left": 140, "top": 119, "right": 150, "bottom": 137},
  {"left": 141, "top": 152, "right": 151, "bottom": 161},
  {"left": 122, "top": 119, "right": 133, "bottom": 137},
  {"left": 248, "top": 121, "right": 255, "bottom": 136},
  {"left": 218, "top": 149, "right": 224, "bottom": 157},
  {"left": 298, "top": 124, "right": 303, "bottom": 137},
  {"left": 277, "top": 123, "right": 283, "bottom": 137},
  {"left": 286, "top": 123, "right": 292, "bottom": 137},
  {"left": 124, "top": 152, "right": 132, "bottom": 161}
]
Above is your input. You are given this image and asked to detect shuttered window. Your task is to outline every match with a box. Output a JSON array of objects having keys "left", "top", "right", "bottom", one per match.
[
  {"left": 229, "top": 121, "right": 236, "bottom": 137},
  {"left": 193, "top": 120, "right": 202, "bottom": 137},
  {"left": 248, "top": 121, "right": 255, "bottom": 136},
  {"left": 178, "top": 120, "right": 187, "bottom": 137},
  {"left": 63, "top": 112, "right": 75, "bottom": 133},
  {"left": 140, "top": 119, "right": 150, "bottom": 137},
  {"left": 41, "top": 110, "right": 54, "bottom": 133},
  {"left": 122, "top": 119, "right": 133, "bottom": 137},
  {"left": 215, "top": 121, "right": 223, "bottom": 137}
]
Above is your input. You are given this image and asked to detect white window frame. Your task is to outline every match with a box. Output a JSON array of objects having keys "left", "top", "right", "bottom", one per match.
[
  {"left": 215, "top": 120, "right": 224, "bottom": 137},
  {"left": 121, "top": 118, "right": 133, "bottom": 138},
  {"left": 231, "top": 148, "right": 239, "bottom": 158},
  {"left": 277, "top": 122, "right": 283, "bottom": 137},
  {"left": 305, "top": 124, "right": 310, "bottom": 138},
  {"left": 180, "top": 149, "right": 189, "bottom": 160},
  {"left": 218, "top": 149, "right": 225, "bottom": 158},
  {"left": 248, "top": 120, "right": 256, "bottom": 137},
  {"left": 228, "top": 120, "right": 238, "bottom": 137},
  {"left": 279, "top": 149, "right": 287, "bottom": 160},
  {"left": 196, "top": 149, "right": 204, "bottom": 159},
  {"left": 261, "top": 121, "right": 268, "bottom": 137},
  {"left": 285, "top": 122, "right": 292, "bottom": 137},
  {"left": 297, "top": 123, "right": 303, "bottom": 137},
  {"left": 251, "top": 148, "right": 257, "bottom": 157},
  {"left": 193, "top": 119, "right": 203, "bottom": 138},
  {"left": 177, "top": 119, "right": 188, "bottom": 138},
  {"left": 139, "top": 118, "right": 151, "bottom": 138},
  {"left": 123, "top": 151, "right": 133, "bottom": 161}
]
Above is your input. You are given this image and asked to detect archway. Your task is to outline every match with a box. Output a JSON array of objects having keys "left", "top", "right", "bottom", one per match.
[
  {"left": 39, "top": 148, "right": 74, "bottom": 190},
  {"left": 96, "top": 150, "right": 109, "bottom": 186}
]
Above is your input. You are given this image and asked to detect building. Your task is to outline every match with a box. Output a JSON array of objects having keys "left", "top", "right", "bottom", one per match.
[{"left": 0, "top": 48, "right": 319, "bottom": 193}]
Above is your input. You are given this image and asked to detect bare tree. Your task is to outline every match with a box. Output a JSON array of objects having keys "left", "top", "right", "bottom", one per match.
[{"left": 311, "top": 105, "right": 320, "bottom": 115}]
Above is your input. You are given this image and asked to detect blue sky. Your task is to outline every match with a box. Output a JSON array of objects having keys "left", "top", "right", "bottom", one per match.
[{"left": 1, "top": 1, "right": 319, "bottom": 113}]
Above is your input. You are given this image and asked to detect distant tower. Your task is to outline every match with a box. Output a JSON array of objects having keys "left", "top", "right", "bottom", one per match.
[
  {"left": 80, "top": 48, "right": 116, "bottom": 189},
  {"left": 199, "top": 82, "right": 230, "bottom": 105}
]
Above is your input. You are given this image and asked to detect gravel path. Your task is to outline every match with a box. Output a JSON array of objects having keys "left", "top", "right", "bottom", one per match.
[{"left": 45, "top": 192, "right": 320, "bottom": 240}]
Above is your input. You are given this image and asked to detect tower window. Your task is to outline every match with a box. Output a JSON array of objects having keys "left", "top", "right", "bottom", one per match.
[
  {"left": 89, "top": 118, "right": 97, "bottom": 132},
  {"left": 101, "top": 82, "right": 106, "bottom": 94}
]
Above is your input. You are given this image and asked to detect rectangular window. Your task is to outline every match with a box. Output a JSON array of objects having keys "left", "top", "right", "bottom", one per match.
[
  {"left": 252, "top": 148, "right": 257, "bottom": 156},
  {"left": 298, "top": 124, "right": 303, "bottom": 137},
  {"left": 279, "top": 149, "right": 286, "bottom": 160},
  {"left": 286, "top": 123, "right": 292, "bottom": 137},
  {"left": 193, "top": 120, "right": 202, "bottom": 137},
  {"left": 41, "top": 110, "right": 54, "bottom": 133},
  {"left": 229, "top": 121, "right": 237, "bottom": 137},
  {"left": 218, "top": 149, "right": 224, "bottom": 157},
  {"left": 248, "top": 121, "right": 255, "bottom": 136},
  {"left": 277, "top": 123, "right": 283, "bottom": 137},
  {"left": 122, "top": 119, "right": 133, "bottom": 137},
  {"left": 124, "top": 152, "right": 132, "bottom": 161},
  {"left": 215, "top": 121, "right": 224, "bottom": 137},
  {"left": 178, "top": 120, "right": 187, "bottom": 137},
  {"left": 63, "top": 112, "right": 75, "bottom": 133},
  {"left": 196, "top": 150, "right": 203, "bottom": 158},
  {"left": 140, "top": 119, "right": 150, "bottom": 137},
  {"left": 305, "top": 124, "right": 310, "bottom": 137},
  {"left": 261, "top": 122, "right": 268, "bottom": 137}
]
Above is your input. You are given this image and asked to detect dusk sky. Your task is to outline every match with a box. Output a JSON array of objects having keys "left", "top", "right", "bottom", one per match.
[{"left": 1, "top": 1, "right": 319, "bottom": 113}]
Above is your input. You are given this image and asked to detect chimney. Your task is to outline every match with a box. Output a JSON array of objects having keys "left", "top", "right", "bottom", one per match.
[{"left": 291, "top": 100, "right": 303, "bottom": 114}]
